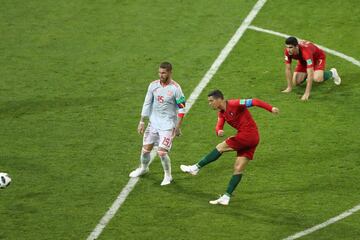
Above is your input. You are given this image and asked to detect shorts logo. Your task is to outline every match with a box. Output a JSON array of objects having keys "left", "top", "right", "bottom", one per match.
[
  {"left": 240, "top": 99, "right": 245, "bottom": 105},
  {"left": 306, "top": 59, "right": 313, "bottom": 65},
  {"left": 284, "top": 56, "right": 288, "bottom": 61}
]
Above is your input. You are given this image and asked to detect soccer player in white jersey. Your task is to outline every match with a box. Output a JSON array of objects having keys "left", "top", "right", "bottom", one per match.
[{"left": 129, "top": 62, "right": 186, "bottom": 186}]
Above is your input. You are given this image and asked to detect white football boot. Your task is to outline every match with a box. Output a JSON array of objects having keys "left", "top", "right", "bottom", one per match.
[
  {"left": 129, "top": 167, "right": 149, "bottom": 178},
  {"left": 160, "top": 174, "right": 173, "bottom": 186},
  {"left": 330, "top": 68, "right": 341, "bottom": 85},
  {"left": 209, "top": 194, "right": 230, "bottom": 206},
  {"left": 180, "top": 164, "right": 199, "bottom": 175}
]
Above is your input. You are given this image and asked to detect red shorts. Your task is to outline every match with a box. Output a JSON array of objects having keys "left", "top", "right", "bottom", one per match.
[
  {"left": 295, "top": 58, "right": 326, "bottom": 73},
  {"left": 225, "top": 131, "right": 259, "bottom": 160}
]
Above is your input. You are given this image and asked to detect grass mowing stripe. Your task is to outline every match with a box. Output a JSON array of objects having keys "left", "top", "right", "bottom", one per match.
[{"left": 86, "top": 1, "right": 267, "bottom": 239}]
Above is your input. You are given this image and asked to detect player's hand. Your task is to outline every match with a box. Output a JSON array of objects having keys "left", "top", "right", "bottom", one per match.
[
  {"left": 137, "top": 121, "right": 145, "bottom": 135},
  {"left": 173, "top": 127, "right": 182, "bottom": 137},
  {"left": 271, "top": 107, "right": 279, "bottom": 114},
  {"left": 217, "top": 130, "right": 224, "bottom": 137},
  {"left": 301, "top": 93, "right": 309, "bottom": 101},
  {"left": 281, "top": 87, "right": 292, "bottom": 93}
]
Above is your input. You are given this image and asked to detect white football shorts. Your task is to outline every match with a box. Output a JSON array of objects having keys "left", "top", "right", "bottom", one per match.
[{"left": 143, "top": 124, "right": 174, "bottom": 151}]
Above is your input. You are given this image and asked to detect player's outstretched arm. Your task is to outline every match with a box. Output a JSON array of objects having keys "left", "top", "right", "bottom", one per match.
[{"left": 251, "top": 99, "right": 273, "bottom": 112}]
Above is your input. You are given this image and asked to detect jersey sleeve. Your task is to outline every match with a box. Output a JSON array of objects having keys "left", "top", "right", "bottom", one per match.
[
  {"left": 175, "top": 85, "right": 186, "bottom": 118},
  {"left": 302, "top": 48, "right": 314, "bottom": 68},
  {"left": 239, "top": 98, "right": 273, "bottom": 112},
  {"left": 215, "top": 112, "right": 225, "bottom": 135},
  {"left": 141, "top": 84, "right": 154, "bottom": 117}
]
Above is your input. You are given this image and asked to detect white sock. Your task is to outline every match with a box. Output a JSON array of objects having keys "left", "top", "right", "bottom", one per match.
[
  {"left": 140, "top": 151, "right": 150, "bottom": 169},
  {"left": 160, "top": 154, "right": 171, "bottom": 177}
]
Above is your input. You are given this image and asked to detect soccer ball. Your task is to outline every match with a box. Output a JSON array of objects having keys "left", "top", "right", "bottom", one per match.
[{"left": 0, "top": 172, "right": 11, "bottom": 189}]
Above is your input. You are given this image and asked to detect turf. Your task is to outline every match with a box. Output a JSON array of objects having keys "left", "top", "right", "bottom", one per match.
[{"left": 0, "top": 0, "right": 359, "bottom": 239}]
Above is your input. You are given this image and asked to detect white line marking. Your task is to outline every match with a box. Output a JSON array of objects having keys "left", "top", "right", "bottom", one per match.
[
  {"left": 86, "top": 149, "right": 157, "bottom": 240},
  {"left": 186, "top": 0, "right": 267, "bottom": 111},
  {"left": 282, "top": 204, "right": 360, "bottom": 240},
  {"left": 86, "top": 1, "right": 267, "bottom": 239},
  {"left": 248, "top": 25, "right": 360, "bottom": 67}
]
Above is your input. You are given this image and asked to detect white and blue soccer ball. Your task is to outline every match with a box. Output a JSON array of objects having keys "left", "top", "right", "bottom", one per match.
[{"left": 0, "top": 172, "right": 11, "bottom": 189}]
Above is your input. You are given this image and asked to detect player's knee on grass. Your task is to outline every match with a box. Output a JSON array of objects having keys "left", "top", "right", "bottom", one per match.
[{"left": 313, "top": 72, "right": 324, "bottom": 82}]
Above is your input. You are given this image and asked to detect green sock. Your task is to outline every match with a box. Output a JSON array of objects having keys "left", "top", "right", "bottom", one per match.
[
  {"left": 197, "top": 148, "right": 222, "bottom": 168},
  {"left": 323, "top": 70, "right": 333, "bottom": 81},
  {"left": 225, "top": 174, "right": 243, "bottom": 196}
]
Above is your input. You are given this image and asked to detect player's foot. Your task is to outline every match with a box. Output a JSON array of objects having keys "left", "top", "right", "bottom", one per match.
[
  {"left": 330, "top": 68, "right": 341, "bottom": 85},
  {"left": 160, "top": 175, "right": 173, "bottom": 186},
  {"left": 129, "top": 167, "right": 149, "bottom": 178},
  {"left": 180, "top": 164, "right": 199, "bottom": 175},
  {"left": 209, "top": 194, "right": 230, "bottom": 206}
]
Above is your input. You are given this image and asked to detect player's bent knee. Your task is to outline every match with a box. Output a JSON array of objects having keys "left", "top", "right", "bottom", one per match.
[
  {"left": 313, "top": 76, "right": 323, "bottom": 82},
  {"left": 157, "top": 150, "right": 168, "bottom": 157}
]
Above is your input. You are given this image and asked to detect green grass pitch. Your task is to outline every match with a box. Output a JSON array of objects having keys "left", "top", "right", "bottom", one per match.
[{"left": 1, "top": 0, "right": 359, "bottom": 239}]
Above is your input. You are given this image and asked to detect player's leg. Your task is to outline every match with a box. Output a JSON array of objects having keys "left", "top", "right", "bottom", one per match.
[
  {"left": 313, "top": 70, "right": 324, "bottom": 82},
  {"left": 210, "top": 156, "right": 250, "bottom": 206},
  {"left": 158, "top": 130, "right": 174, "bottom": 186},
  {"left": 180, "top": 140, "right": 234, "bottom": 175},
  {"left": 210, "top": 132, "right": 258, "bottom": 205},
  {"left": 293, "top": 72, "right": 307, "bottom": 85},
  {"left": 129, "top": 125, "right": 157, "bottom": 178},
  {"left": 314, "top": 58, "right": 341, "bottom": 85},
  {"left": 293, "top": 62, "right": 307, "bottom": 85}
]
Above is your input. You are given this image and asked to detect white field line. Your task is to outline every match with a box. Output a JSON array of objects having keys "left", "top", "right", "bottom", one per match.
[
  {"left": 186, "top": 0, "right": 267, "bottom": 110},
  {"left": 86, "top": 0, "right": 268, "bottom": 239},
  {"left": 247, "top": 25, "right": 360, "bottom": 67},
  {"left": 282, "top": 204, "right": 360, "bottom": 240},
  {"left": 86, "top": 149, "right": 157, "bottom": 240}
]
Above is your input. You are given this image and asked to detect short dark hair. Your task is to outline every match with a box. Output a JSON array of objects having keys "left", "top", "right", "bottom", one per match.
[
  {"left": 208, "top": 89, "right": 224, "bottom": 99},
  {"left": 159, "top": 62, "right": 172, "bottom": 71},
  {"left": 285, "top": 36, "right": 298, "bottom": 46}
]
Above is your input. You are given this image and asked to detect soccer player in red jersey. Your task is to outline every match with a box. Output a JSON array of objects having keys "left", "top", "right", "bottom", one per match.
[
  {"left": 282, "top": 36, "right": 341, "bottom": 101},
  {"left": 180, "top": 90, "right": 279, "bottom": 205}
]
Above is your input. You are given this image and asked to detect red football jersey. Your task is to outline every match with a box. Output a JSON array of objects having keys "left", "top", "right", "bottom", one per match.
[
  {"left": 284, "top": 40, "right": 325, "bottom": 68},
  {"left": 215, "top": 99, "right": 272, "bottom": 134}
]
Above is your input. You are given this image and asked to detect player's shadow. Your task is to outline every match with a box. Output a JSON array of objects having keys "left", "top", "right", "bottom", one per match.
[
  {"left": 0, "top": 96, "right": 121, "bottom": 119},
  {"left": 144, "top": 169, "right": 216, "bottom": 201}
]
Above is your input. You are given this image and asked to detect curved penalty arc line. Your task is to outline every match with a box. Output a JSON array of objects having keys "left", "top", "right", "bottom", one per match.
[{"left": 248, "top": 25, "right": 360, "bottom": 67}]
